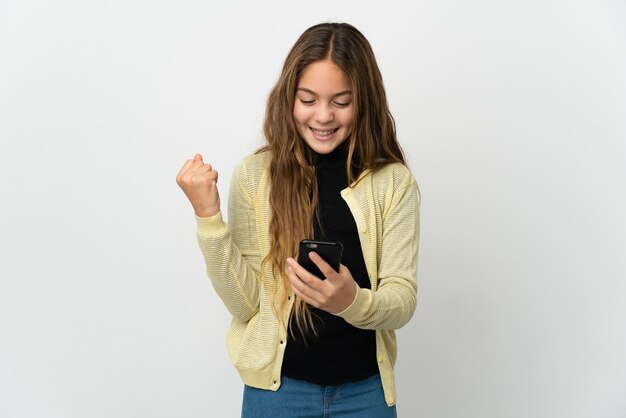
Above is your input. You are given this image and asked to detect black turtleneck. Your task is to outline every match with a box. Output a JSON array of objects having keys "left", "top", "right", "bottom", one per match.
[{"left": 281, "top": 142, "right": 379, "bottom": 385}]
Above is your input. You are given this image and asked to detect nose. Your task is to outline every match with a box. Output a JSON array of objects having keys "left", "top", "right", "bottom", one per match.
[{"left": 314, "top": 103, "right": 334, "bottom": 124}]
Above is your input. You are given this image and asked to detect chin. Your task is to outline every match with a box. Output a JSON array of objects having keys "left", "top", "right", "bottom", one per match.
[
  {"left": 307, "top": 142, "right": 339, "bottom": 154},
  {"left": 302, "top": 133, "right": 350, "bottom": 155}
]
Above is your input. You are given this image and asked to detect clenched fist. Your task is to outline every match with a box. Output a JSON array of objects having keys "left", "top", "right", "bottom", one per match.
[{"left": 176, "top": 154, "right": 221, "bottom": 218}]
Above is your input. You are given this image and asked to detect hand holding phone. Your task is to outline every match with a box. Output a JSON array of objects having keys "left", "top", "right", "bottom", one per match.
[{"left": 297, "top": 240, "right": 343, "bottom": 280}]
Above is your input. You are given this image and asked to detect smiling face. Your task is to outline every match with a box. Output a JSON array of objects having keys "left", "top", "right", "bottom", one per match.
[{"left": 293, "top": 60, "right": 353, "bottom": 154}]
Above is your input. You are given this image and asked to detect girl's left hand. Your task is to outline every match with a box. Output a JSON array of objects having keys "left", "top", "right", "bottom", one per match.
[{"left": 286, "top": 253, "right": 358, "bottom": 314}]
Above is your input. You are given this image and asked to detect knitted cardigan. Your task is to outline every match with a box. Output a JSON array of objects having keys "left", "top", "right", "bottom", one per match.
[{"left": 195, "top": 151, "right": 420, "bottom": 406}]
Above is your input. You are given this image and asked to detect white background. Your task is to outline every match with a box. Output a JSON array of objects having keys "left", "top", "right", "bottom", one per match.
[{"left": 1, "top": 1, "right": 625, "bottom": 417}]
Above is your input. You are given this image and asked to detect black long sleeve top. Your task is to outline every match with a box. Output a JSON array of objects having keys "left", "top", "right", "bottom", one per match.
[{"left": 281, "top": 143, "right": 379, "bottom": 385}]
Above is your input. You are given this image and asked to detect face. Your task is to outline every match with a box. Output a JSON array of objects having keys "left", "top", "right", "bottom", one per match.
[{"left": 293, "top": 60, "right": 353, "bottom": 154}]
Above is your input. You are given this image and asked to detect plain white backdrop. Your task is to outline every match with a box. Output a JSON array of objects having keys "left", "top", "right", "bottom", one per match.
[{"left": 1, "top": 1, "right": 625, "bottom": 417}]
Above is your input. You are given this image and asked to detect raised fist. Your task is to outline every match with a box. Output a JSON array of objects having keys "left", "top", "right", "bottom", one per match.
[{"left": 176, "top": 154, "right": 220, "bottom": 218}]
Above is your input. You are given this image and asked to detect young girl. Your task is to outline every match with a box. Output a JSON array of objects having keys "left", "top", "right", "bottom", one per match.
[{"left": 177, "top": 22, "right": 420, "bottom": 418}]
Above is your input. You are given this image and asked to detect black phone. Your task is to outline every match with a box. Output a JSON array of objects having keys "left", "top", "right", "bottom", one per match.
[{"left": 297, "top": 240, "right": 343, "bottom": 280}]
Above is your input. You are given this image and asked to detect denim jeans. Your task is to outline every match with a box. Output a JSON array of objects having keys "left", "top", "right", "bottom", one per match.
[{"left": 241, "top": 374, "right": 397, "bottom": 418}]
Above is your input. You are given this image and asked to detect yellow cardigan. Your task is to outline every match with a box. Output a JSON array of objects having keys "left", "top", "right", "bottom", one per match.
[{"left": 195, "top": 151, "right": 420, "bottom": 406}]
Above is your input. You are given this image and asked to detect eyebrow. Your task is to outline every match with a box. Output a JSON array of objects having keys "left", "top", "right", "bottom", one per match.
[{"left": 296, "top": 88, "right": 352, "bottom": 98}]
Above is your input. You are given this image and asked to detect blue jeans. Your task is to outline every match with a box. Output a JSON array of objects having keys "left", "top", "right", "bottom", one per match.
[{"left": 241, "top": 374, "right": 397, "bottom": 418}]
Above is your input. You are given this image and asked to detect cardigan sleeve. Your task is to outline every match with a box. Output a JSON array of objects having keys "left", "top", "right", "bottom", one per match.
[
  {"left": 336, "top": 169, "right": 420, "bottom": 330},
  {"left": 196, "top": 160, "right": 262, "bottom": 323}
]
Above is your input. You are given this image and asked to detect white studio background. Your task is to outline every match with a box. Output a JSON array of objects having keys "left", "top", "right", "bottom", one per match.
[{"left": 1, "top": 1, "right": 625, "bottom": 417}]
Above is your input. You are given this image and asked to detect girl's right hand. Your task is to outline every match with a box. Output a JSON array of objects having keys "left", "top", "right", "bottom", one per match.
[{"left": 176, "top": 154, "right": 221, "bottom": 218}]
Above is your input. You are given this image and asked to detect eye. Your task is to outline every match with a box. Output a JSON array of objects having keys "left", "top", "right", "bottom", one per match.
[
  {"left": 298, "top": 98, "right": 315, "bottom": 105},
  {"left": 334, "top": 101, "right": 351, "bottom": 107}
]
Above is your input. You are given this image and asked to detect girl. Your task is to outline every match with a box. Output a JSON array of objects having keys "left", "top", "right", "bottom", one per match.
[{"left": 176, "top": 22, "right": 420, "bottom": 418}]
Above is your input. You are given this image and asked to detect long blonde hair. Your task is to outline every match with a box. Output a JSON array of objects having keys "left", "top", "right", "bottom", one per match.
[{"left": 258, "top": 22, "right": 405, "bottom": 336}]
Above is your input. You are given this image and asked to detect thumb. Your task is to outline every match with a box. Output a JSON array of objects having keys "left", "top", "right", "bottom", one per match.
[{"left": 194, "top": 153, "right": 203, "bottom": 162}]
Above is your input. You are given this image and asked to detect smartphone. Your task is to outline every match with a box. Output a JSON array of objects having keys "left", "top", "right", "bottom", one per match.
[{"left": 297, "top": 240, "right": 343, "bottom": 279}]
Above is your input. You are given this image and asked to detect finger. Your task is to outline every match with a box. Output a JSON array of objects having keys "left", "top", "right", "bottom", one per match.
[
  {"left": 287, "top": 258, "right": 325, "bottom": 290},
  {"left": 206, "top": 170, "right": 219, "bottom": 186},
  {"left": 176, "top": 159, "right": 195, "bottom": 181},
  {"left": 194, "top": 154, "right": 203, "bottom": 162},
  {"left": 287, "top": 266, "right": 322, "bottom": 308},
  {"left": 308, "top": 252, "right": 337, "bottom": 279},
  {"left": 197, "top": 169, "right": 219, "bottom": 186},
  {"left": 287, "top": 262, "right": 325, "bottom": 297},
  {"left": 194, "top": 164, "right": 216, "bottom": 175}
]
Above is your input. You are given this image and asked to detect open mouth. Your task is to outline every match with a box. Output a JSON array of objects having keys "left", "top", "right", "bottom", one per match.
[{"left": 310, "top": 127, "right": 339, "bottom": 138}]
